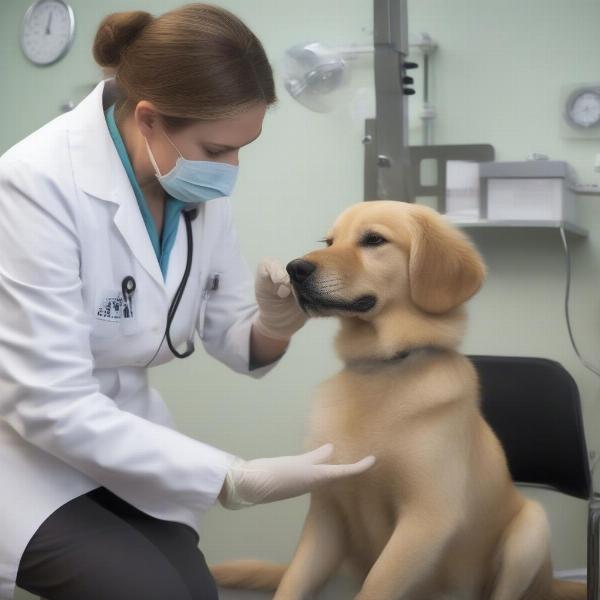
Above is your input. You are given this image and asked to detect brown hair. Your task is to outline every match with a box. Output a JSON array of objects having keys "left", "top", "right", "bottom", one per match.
[{"left": 93, "top": 3, "right": 277, "bottom": 130}]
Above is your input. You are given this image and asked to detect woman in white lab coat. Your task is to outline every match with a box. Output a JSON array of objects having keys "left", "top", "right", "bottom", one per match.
[{"left": 0, "top": 5, "right": 375, "bottom": 600}]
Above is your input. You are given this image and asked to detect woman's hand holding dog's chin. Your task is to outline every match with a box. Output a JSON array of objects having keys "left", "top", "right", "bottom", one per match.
[
  {"left": 218, "top": 443, "right": 377, "bottom": 510},
  {"left": 253, "top": 257, "right": 308, "bottom": 341}
]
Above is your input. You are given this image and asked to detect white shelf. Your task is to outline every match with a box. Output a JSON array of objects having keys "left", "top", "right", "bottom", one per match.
[{"left": 444, "top": 217, "right": 588, "bottom": 237}]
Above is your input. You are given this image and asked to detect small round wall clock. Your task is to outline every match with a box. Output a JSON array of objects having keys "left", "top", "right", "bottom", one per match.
[
  {"left": 565, "top": 86, "right": 600, "bottom": 129},
  {"left": 21, "top": 0, "right": 75, "bottom": 66}
]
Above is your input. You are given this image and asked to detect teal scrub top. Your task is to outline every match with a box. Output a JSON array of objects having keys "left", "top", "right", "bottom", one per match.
[{"left": 104, "top": 103, "right": 186, "bottom": 281}]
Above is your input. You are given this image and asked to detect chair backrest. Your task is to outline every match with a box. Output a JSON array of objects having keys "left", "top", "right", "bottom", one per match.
[{"left": 467, "top": 355, "right": 591, "bottom": 500}]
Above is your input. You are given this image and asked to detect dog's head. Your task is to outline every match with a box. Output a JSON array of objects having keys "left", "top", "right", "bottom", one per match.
[{"left": 287, "top": 201, "right": 486, "bottom": 324}]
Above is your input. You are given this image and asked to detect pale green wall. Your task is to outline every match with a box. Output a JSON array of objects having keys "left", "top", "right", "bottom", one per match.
[{"left": 2, "top": 1, "right": 598, "bottom": 598}]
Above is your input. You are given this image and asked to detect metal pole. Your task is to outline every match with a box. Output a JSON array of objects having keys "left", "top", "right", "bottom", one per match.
[{"left": 372, "top": 0, "right": 413, "bottom": 201}]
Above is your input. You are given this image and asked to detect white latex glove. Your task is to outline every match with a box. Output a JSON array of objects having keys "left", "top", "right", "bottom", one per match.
[
  {"left": 218, "top": 443, "right": 376, "bottom": 510},
  {"left": 253, "top": 257, "right": 308, "bottom": 341}
]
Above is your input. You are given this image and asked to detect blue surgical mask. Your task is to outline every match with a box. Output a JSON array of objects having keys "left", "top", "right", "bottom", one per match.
[{"left": 144, "top": 131, "right": 238, "bottom": 203}]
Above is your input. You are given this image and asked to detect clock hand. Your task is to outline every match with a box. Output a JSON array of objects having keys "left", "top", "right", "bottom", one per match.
[{"left": 45, "top": 11, "right": 53, "bottom": 35}]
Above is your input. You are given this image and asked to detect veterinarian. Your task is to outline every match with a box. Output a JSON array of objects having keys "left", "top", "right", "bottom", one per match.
[{"left": 0, "top": 5, "right": 375, "bottom": 600}]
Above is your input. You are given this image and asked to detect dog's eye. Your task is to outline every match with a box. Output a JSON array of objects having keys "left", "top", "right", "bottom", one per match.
[
  {"left": 318, "top": 238, "right": 333, "bottom": 247},
  {"left": 360, "top": 232, "right": 387, "bottom": 247}
]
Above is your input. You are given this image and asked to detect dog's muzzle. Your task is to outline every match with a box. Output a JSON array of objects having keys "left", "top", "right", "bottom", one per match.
[{"left": 286, "top": 259, "right": 377, "bottom": 314}]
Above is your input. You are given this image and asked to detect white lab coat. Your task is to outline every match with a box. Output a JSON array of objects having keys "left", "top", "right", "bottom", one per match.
[{"left": 0, "top": 79, "right": 279, "bottom": 600}]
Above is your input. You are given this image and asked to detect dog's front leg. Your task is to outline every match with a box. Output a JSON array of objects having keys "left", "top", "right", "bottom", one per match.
[
  {"left": 354, "top": 508, "right": 457, "bottom": 600},
  {"left": 274, "top": 492, "right": 347, "bottom": 600}
]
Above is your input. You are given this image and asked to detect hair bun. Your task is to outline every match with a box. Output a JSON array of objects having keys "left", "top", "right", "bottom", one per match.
[{"left": 93, "top": 11, "right": 153, "bottom": 69}]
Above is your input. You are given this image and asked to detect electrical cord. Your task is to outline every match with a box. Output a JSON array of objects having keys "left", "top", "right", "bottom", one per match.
[{"left": 559, "top": 226, "right": 600, "bottom": 377}]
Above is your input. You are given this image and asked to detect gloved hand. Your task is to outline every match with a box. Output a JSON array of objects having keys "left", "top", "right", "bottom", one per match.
[
  {"left": 218, "top": 443, "right": 376, "bottom": 510},
  {"left": 253, "top": 258, "right": 308, "bottom": 341}
]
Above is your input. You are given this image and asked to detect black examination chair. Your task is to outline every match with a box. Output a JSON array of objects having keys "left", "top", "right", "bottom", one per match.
[{"left": 468, "top": 355, "right": 595, "bottom": 600}]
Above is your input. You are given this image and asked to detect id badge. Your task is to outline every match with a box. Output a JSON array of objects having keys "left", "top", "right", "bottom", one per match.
[{"left": 95, "top": 288, "right": 137, "bottom": 335}]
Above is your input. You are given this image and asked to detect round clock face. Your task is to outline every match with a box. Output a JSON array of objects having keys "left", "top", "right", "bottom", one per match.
[
  {"left": 566, "top": 88, "right": 600, "bottom": 129},
  {"left": 21, "top": 0, "right": 75, "bottom": 66}
]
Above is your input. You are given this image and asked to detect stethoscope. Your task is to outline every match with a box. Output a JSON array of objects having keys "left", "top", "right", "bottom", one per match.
[{"left": 121, "top": 206, "right": 199, "bottom": 364}]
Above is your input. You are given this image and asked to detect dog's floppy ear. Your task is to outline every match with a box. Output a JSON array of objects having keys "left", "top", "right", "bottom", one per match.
[{"left": 407, "top": 207, "right": 486, "bottom": 314}]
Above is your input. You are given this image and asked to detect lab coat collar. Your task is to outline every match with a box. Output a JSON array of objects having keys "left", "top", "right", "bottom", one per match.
[{"left": 68, "top": 78, "right": 166, "bottom": 291}]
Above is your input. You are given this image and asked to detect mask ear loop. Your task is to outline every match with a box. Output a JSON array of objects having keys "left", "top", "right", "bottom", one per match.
[
  {"left": 163, "top": 131, "right": 184, "bottom": 158},
  {"left": 144, "top": 136, "right": 164, "bottom": 178},
  {"left": 144, "top": 129, "right": 184, "bottom": 179}
]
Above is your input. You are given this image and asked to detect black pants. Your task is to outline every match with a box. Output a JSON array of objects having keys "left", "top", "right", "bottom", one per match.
[{"left": 16, "top": 486, "right": 219, "bottom": 600}]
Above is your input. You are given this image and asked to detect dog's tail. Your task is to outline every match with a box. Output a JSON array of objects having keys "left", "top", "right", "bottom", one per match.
[
  {"left": 209, "top": 559, "right": 288, "bottom": 591},
  {"left": 547, "top": 578, "right": 587, "bottom": 600}
]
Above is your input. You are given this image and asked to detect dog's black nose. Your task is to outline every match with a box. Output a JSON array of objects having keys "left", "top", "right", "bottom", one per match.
[{"left": 286, "top": 259, "right": 316, "bottom": 284}]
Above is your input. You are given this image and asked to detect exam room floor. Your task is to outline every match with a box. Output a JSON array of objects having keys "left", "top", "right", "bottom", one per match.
[
  {"left": 20, "top": 571, "right": 586, "bottom": 598},
  {"left": 17, "top": 574, "right": 360, "bottom": 599}
]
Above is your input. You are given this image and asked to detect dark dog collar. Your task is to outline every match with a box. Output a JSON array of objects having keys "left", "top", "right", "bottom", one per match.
[{"left": 344, "top": 345, "right": 442, "bottom": 371}]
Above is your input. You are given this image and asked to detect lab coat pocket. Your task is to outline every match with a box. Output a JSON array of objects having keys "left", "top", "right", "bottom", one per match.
[{"left": 90, "top": 318, "right": 120, "bottom": 338}]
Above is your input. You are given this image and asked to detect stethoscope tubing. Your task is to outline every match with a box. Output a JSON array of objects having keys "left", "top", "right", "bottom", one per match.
[{"left": 122, "top": 206, "right": 198, "bottom": 365}]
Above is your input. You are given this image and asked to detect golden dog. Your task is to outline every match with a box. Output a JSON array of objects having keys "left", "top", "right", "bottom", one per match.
[{"left": 210, "top": 201, "right": 586, "bottom": 600}]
